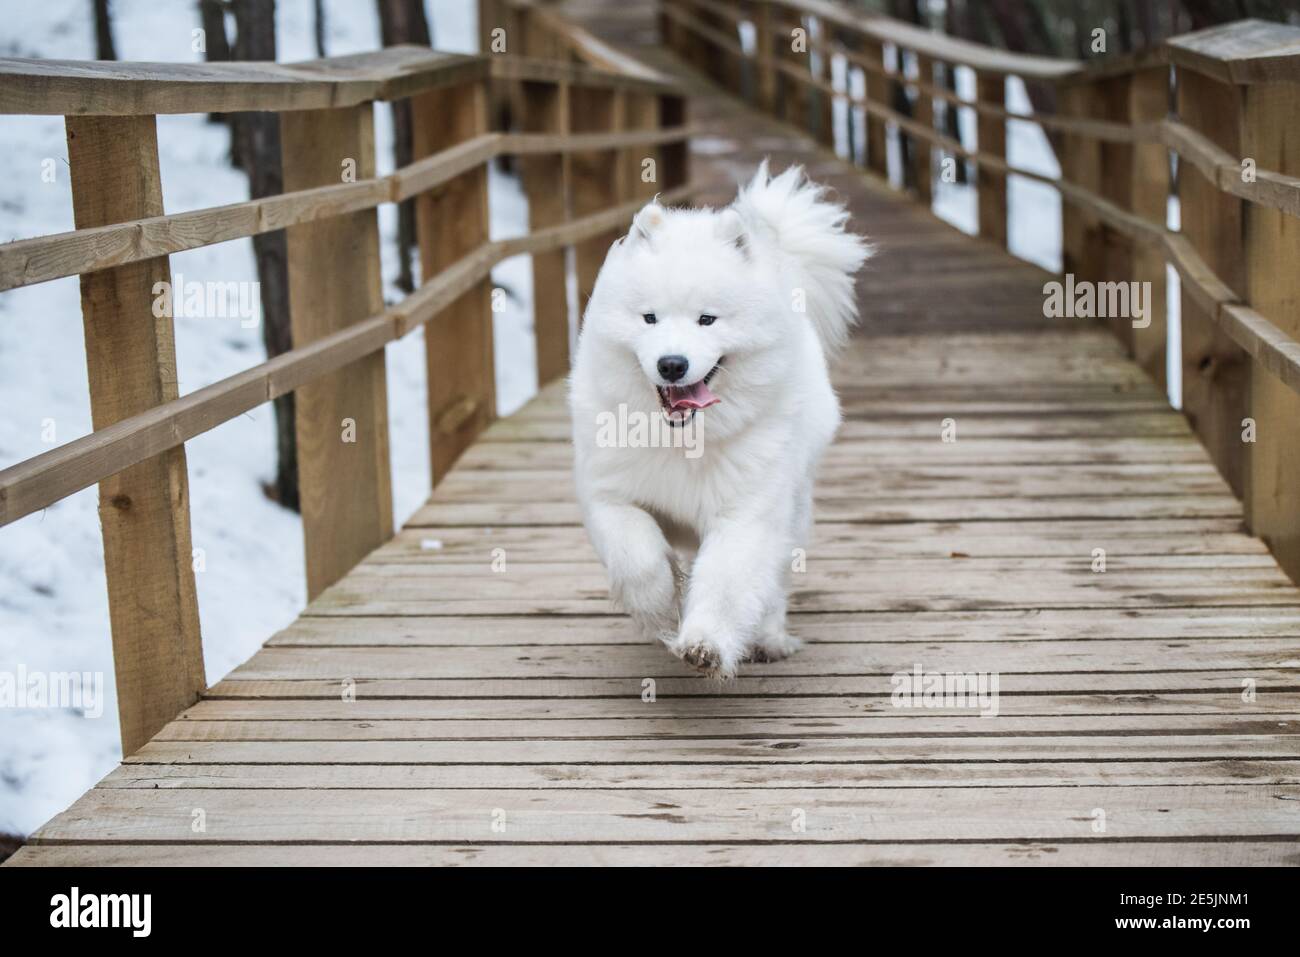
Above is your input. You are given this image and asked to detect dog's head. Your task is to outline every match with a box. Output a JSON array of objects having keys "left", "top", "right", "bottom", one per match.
[{"left": 583, "top": 200, "right": 784, "bottom": 429}]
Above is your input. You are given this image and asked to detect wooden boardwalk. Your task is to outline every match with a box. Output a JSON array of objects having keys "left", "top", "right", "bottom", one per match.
[{"left": 9, "top": 11, "right": 1300, "bottom": 867}]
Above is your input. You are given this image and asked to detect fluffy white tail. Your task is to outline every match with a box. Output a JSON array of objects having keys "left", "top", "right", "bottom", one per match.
[{"left": 732, "top": 161, "right": 871, "bottom": 355}]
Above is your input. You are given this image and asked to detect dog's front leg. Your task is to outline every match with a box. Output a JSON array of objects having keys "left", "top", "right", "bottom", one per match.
[
  {"left": 671, "top": 504, "right": 792, "bottom": 679},
  {"left": 583, "top": 499, "right": 680, "bottom": 643}
]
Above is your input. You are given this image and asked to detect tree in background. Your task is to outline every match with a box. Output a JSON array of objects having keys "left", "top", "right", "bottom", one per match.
[
  {"left": 198, "top": 0, "right": 232, "bottom": 124},
  {"left": 314, "top": 0, "right": 327, "bottom": 57},
  {"left": 377, "top": 0, "right": 433, "bottom": 294},
  {"left": 93, "top": 0, "right": 116, "bottom": 60},
  {"left": 230, "top": 0, "right": 298, "bottom": 510}
]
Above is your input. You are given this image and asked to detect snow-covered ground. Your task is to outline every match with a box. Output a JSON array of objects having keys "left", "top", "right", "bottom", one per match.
[{"left": 0, "top": 0, "right": 538, "bottom": 835}]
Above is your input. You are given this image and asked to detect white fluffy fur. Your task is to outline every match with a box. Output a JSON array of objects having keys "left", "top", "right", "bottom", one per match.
[{"left": 569, "top": 162, "right": 871, "bottom": 678}]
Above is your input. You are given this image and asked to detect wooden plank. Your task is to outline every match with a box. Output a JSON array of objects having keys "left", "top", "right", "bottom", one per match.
[
  {"left": 64, "top": 113, "right": 205, "bottom": 757},
  {"left": 423, "top": 464, "right": 1234, "bottom": 502},
  {"left": 454, "top": 435, "right": 1216, "bottom": 468},
  {"left": 31, "top": 785, "right": 1300, "bottom": 842},
  {"left": 206, "top": 670, "right": 1300, "bottom": 699},
  {"left": 911, "top": 53, "right": 933, "bottom": 204},
  {"left": 1177, "top": 68, "right": 1250, "bottom": 499},
  {"left": 370, "top": 519, "right": 1267, "bottom": 564},
  {"left": 12, "top": 841, "right": 1298, "bottom": 867},
  {"left": 119, "top": 738, "right": 1300, "bottom": 768},
  {"left": 228, "top": 633, "right": 1300, "bottom": 678},
  {"left": 1242, "top": 80, "right": 1300, "bottom": 588},
  {"left": 185, "top": 689, "right": 1300, "bottom": 719},
  {"left": 282, "top": 104, "right": 393, "bottom": 600},
  {"left": 975, "top": 71, "right": 1007, "bottom": 247},
  {"left": 521, "top": 80, "right": 572, "bottom": 385},
  {"left": 410, "top": 495, "right": 1245, "bottom": 526},
  {"left": 486, "top": 411, "right": 1196, "bottom": 441},
  {"left": 302, "top": 557, "right": 1298, "bottom": 617},
  {"left": 412, "top": 80, "right": 496, "bottom": 484},
  {"left": 271, "top": 606, "right": 1300, "bottom": 647},
  {"left": 154, "top": 713, "right": 1300, "bottom": 742},
  {"left": 180, "top": 691, "right": 1300, "bottom": 722},
  {"left": 94, "top": 758, "right": 1300, "bottom": 790},
  {"left": 0, "top": 48, "right": 487, "bottom": 116}
]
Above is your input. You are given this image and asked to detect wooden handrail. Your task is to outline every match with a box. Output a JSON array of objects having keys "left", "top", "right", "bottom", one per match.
[
  {"left": 0, "top": 125, "right": 694, "bottom": 291},
  {"left": 0, "top": 48, "right": 682, "bottom": 117}
]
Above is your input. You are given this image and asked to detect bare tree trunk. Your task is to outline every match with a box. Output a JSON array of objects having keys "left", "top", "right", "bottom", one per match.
[
  {"left": 93, "top": 0, "right": 117, "bottom": 60},
  {"left": 233, "top": 0, "right": 298, "bottom": 511},
  {"left": 199, "top": 0, "right": 232, "bottom": 124},
  {"left": 314, "top": 0, "right": 327, "bottom": 57},
  {"left": 377, "top": 0, "right": 433, "bottom": 293}
]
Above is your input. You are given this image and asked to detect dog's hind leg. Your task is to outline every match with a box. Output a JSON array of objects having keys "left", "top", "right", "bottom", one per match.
[
  {"left": 749, "top": 598, "right": 803, "bottom": 663},
  {"left": 583, "top": 500, "right": 680, "bottom": 643},
  {"left": 748, "top": 484, "right": 811, "bottom": 663}
]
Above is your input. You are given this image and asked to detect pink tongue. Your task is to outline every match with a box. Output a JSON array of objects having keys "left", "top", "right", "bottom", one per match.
[{"left": 665, "top": 379, "right": 719, "bottom": 411}]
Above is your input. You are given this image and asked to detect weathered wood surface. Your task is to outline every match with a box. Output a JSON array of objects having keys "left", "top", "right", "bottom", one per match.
[{"left": 11, "top": 8, "right": 1300, "bottom": 868}]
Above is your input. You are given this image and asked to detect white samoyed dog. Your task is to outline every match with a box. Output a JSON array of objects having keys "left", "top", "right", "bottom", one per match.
[{"left": 569, "top": 162, "right": 870, "bottom": 678}]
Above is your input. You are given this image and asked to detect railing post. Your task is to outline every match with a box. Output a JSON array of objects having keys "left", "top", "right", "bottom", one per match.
[
  {"left": 811, "top": 15, "right": 835, "bottom": 148},
  {"left": 754, "top": 0, "right": 777, "bottom": 112},
  {"left": 410, "top": 79, "right": 496, "bottom": 486},
  {"left": 975, "top": 70, "right": 1008, "bottom": 246},
  {"left": 281, "top": 104, "right": 393, "bottom": 600},
  {"left": 624, "top": 90, "right": 660, "bottom": 204},
  {"left": 1059, "top": 78, "right": 1106, "bottom": 292},
  {"left": 571, "top": 85, "right": 623, "bottom": 320},
  {"left": 773, "top": 3, "right": 807, "bottom": 129},
  {"left": 912, "top": 52, "right": 934, "bottom": 205},
  {"left": 1109, "top": 67, "right": 1169, "bottom": 386},
  {"left": 659, "top": 92, "right": 691, "bottom": 193},
  {"left": 1242, "top": 78, "right": 1300, "bottom": 583},
  {"left": 65, "top": 113, "right": 205, "bottom": 755},
  {"left": 862, "top": 37, "right": 888, "bottom": 179},
  {"left": 1176, "top": 68, "right": 1249, "bottom": 498},
  {"left": 701, "top": 3, "right": 742, "bottom": 92},
  {"left": 523, "top": 80, "right": 572, "bottom": 386}
]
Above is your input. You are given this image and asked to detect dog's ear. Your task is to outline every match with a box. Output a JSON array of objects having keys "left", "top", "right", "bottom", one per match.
[
  {"left": 630, "top": 202, "right": 667, "bottom": 245},
  {"left": 714, "top": 207, "right": 750, "bottom": 258}
]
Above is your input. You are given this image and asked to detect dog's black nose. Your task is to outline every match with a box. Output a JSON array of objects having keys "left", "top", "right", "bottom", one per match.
[{"left": 657, "top": 355, "right": 689, "bottom": 382}]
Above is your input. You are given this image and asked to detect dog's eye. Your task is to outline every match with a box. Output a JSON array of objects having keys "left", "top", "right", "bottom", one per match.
[
  {"left": 698, "top": 314, "right": 717, "bottom": 326},
  {"left": 642, "top": 313, "right": 657, "bottom": 325}
]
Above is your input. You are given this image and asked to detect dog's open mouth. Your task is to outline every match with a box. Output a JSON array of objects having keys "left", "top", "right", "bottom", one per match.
[{"left": 656, "top": 362, "right": 722, "bottom": 427}]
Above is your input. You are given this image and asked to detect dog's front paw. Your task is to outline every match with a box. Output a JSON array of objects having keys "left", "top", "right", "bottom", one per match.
[{"left": 668, "top": 621, "right": 742, "bottom": 680}]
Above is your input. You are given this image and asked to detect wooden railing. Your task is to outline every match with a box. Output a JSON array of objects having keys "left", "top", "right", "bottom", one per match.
[
  {"left": 664, "top": 0, "right": 1300, "bottom": 587},
  {"left": 0, "top": 9, "right": 691, "bottom": 754}
]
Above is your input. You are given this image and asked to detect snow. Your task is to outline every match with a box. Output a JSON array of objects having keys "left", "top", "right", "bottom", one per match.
[{"left": 0, "top": 0, "right": 536, "bottom": 836}]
